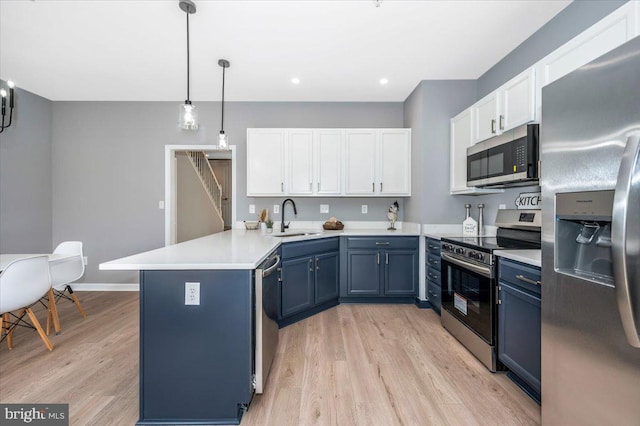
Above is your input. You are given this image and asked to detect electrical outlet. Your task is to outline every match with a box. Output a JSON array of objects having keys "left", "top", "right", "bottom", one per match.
[
  {"left": 320, "top": 204, "right": 329, "bottom": 214},
  {"left": 158, "top": 200, "right": 165, "bottom": 210},
  {"left": 249, "top": 204, "right": 255, "bottom": 214},
  {"left": 499, "top": 204, "right": 506, "bottom": 210},
  {"left": 185, "top": 282, "right": 200, "bottom": 305},
  {"left": 361, "top": 205, "right": 368, "bottom": 214},
  {"left": 273, "top": 205, "right": 280, "bottom": 214},
  {"left": 83, "top": 256, "right": 88, "bottom": 266}
]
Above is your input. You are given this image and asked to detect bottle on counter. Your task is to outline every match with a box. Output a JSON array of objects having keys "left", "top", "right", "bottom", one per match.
[
  {"left": 478, "top": 203, "right": 485, "bottom": 236},
  {"left": 463, "top": 203, "right": 478, "bottom": 236}
]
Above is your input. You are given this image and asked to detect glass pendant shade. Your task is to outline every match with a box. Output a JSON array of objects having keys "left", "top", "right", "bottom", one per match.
[
  {"left": 179, "top": 102, "right": 198, "bottom": 130},
  {"left": 218, "top": 131, "right": 228, "bottom": 149}
]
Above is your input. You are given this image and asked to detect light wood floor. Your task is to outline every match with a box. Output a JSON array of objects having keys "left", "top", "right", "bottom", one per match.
[{"left": 0, "top": 292, "right": 540, "bottom": 425}]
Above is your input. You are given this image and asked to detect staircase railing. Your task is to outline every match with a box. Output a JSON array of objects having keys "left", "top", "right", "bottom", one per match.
[{"left": 185, "top": 151, "right": 224, "bottom": 221}]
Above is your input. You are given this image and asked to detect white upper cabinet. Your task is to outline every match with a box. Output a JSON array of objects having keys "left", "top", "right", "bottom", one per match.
[
  {"left": 247, "top": 128, "right": 411, "bottom": 197},
  {"left": 287, "top": 130, "right": 314, "bottom": 195},
  {"left": 472, "top": 92, "right": 500, "bottom": 144},
  {"left": 501, "top": 68, "right": 536, "bottom": 132},
  {"left": 450, "top": 108, "right": 503, "bottom": 195},
  {"left": 378, "top": 129, "right": 411, "bottom": 195},
  {"left": 472, "top": 67, "right": 536, "bottom": 144},
  {"left": 246, "top": 129, "right": 286, "bottom": 196},
  {"left": 344, "top": 130, "right": 377, "bottom": 195},
  {"left": 314, "top": 130, "right": 342, "bottom": 195},
  {"left": 535, "top": 1, "right": 639, "bottom": 118}
]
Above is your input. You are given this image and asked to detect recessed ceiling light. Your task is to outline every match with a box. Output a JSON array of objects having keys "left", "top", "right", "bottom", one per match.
[
  {"left": 291, "top": 77, "right": 300, "bottom": 85},
  {"left": 379, "top": 78, "right": 389, "bottom": 85}
]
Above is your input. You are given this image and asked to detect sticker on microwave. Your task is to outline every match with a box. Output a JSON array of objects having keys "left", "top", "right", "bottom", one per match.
[{"left": 454, "top": 293, "right": 468, "bottom": 316}]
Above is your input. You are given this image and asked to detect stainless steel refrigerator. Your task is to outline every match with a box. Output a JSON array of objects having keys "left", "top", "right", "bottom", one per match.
[{"left": 541, "top": 35, "right": 640, "bottom": 424}]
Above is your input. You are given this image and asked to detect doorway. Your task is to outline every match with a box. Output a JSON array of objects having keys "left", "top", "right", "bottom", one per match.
[{"left": 165, "top": 145, "right": 237, "bottom": 246}]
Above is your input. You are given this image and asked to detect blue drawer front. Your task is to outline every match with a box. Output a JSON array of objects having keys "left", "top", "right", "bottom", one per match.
[
  {"left": 426, "top": 238, "right": 441, "bottom": 255},
  {"left": 346, "top": 236, "right": 418, "bottom": 250},
  {"left": 427, "top": 280, "right": 441, "bottom": 312},
  {"left": 281, "top": 237, "right": 339, "bottom": 259},
  {"left": 426, "top": 267, "right": 441, "bottom": 286},
  {"left": 427, "top": 253, "right": 441, "bottom": 271},
  {"left": 499, "top": 258, "right": 541, "bottom": 295}
]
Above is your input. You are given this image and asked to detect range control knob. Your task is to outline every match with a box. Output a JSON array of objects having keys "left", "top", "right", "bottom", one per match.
[
  {"left": 468, "top": 251, "right": 484, "bottom": 261},
  {"left": 441, "top": 244, "right": 451, "bottom": 252},
  {"left": 455, "top": 247, "right": 465, "bottom": 255}
]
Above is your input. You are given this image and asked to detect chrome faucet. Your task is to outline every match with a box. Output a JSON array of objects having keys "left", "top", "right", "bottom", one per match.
[{"left": 281, "top": 198, "right": 298, "bottom": 232}]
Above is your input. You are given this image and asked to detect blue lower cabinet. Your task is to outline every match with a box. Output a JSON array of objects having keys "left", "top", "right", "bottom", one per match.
[
  {"left": 315, "top": 251, "right": 340, "bottom": 304},
  {"left": 343, "top": 237, "right": 419, "bottom": 299},
  {"left": 385, "top": 250, "right": 418, "bottom": 296},
  {"left": 498, "top": 258, "right": 541, "bottom": 401},
  {"left": 279, "top": 238, "right": 340, "bottom": 325},
  {"left": 346, "top": 250, "right": 382, "bottom": 296},
  {"left": 281, "top": 256, "right": 314, "bottom": 318}
]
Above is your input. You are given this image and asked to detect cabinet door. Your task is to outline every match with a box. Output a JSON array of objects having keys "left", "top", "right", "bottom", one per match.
[
  {"left": 384, "top": 249, "right": 417, "bottom": 296},
  {"left": 315, "top": 251, "right": 339, "bottom": 304},
  {"left": 450, "top": 108, "right": 473, "bottom": 193},
  {"left": 314, "top": 130, "right": 342, "bottom": 195},
  {"left": 247, "top": 129, "right": 285, "bottom": 196},
  {"left": 501, "top": 68, "right": 535, "bottom": 132},
  {"left": 427, "top": 279, "right": 441, "bottom": 313},
  {"left": 344, "top": 130, "right": 376, "bottom": 195},
  {"left": 346, "top": 250, "right": 381, "bottom": 295},
  {"left": 498, "top": 282, "right": 541, "bottom": 395},
  {"left": 378, "top": 129, "right": 411, "bottom": 195},
  {"left": 472, "top": 92, "right": 500, "bottom": 144},
  {"left": 281, "top": 257, "right": 314, "bottom": 318},
  {"left": 288, "top": 130, "right": 314, "bottom": 195}
]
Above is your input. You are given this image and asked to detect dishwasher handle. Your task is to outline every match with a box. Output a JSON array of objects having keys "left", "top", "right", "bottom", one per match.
[{"left": 262, "top": 255, "right": 281, "bottom": 278}]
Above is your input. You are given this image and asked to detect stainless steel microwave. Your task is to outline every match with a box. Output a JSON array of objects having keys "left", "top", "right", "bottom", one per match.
[{"left": 466, "top": 123, "right": 539, "bottom": 188}]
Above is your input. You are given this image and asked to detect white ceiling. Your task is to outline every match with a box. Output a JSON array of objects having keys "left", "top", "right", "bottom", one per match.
[{"left": 0, "top": 0, "right": 571, "bottom": 102}]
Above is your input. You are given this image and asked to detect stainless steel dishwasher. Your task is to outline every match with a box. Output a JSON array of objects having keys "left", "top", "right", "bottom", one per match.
[{"left": 255, "top": 251, "right": 280, "bottom": 394}]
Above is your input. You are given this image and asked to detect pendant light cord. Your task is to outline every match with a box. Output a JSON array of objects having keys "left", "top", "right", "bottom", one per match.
[
  {"left": 186, "top": 11, "right": 191, "bottom": 102},
  {"left": 221, "top": 65, "right": 225, "bottom": 132}
]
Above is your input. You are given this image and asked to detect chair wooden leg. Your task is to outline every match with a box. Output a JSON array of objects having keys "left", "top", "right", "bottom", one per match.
[
  {"left": 1, "top": 313, "right": 10, "bottom": 350},
  {"left": 69, "top": 292, "right": 88, "bottom": 319},
  {"left": 25, "top": 308, "right": 53, "bottom": 351},
  {"left": 48, "top": 288, "right": 62, "bottom": 334},
  {"left": 46, "top": 308, "right": 52, "bottom": 336},
  {"left": 6, "top": 309, "right": 25, "bottom": 349}
]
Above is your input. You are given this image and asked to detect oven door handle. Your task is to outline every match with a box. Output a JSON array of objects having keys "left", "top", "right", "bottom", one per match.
[{"left": 441, "top": 252, "right": 493, "bottom": 279}]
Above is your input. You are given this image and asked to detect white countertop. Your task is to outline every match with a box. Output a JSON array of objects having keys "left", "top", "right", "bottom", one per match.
[
  {"left": 495, "top": 250, "right": 541, "bottom": 268},
  {"left": 100, "top": 228, "right": 420, "bottom": 271}
]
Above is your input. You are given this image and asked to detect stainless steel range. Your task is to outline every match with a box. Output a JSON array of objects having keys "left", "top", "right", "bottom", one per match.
[{"left": 440, "top": 209, "right": 541, "bottom": 371}]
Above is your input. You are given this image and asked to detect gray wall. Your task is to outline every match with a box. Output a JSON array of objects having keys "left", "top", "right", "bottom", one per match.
[
  {"left": 0, "top": 82, "right": 53, "bottom": 252},
  {"left": 51, "top": 101, "right": 403, "bottom": 283},
  {"left": 477, "top": 0, "right": 628, "bottom": 98}
]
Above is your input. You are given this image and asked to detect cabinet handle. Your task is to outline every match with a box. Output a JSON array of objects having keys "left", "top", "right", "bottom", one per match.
[
  {"left": 372, "top": 182, "right": 375, "bottom": 192},
  {"left": 309, "top": 182, "right": 312, "bottom": 191},
  {"left": 317, "top": 182, "right": 320, "bottom": 192},
  {"left": 309, "top": 259, "right": 313, "bottom": 272},
  {"left": 281, "top": 182, "right": 284, "bottom": 192},
  {"left": 380, "top": 182, "right": 383, "bottom": 192},
  {"left": 516, "top": 274, "right": 541, "bottom": 286},
  {"left": 375, "top": 242, "right": 390, "bottom": 246},
  {"left": 377, "top": 252, "right": 380, "bottom": 265},
  {"left": 316, "top": 258, "right": 320, "bottom": 270},
  {"left": 491, "top": 119, "right": 496, "bottom": 134},
  {"left": 385, "top": 252, "right": 389, "bottom": 265},
  {"left": 499, "top": 115, "right": 504, "bottom": 130}
]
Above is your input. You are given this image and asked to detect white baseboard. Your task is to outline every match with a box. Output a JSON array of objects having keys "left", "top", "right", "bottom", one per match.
[{"left": 72, "top": 283, "right": 139, "bottom": 292}]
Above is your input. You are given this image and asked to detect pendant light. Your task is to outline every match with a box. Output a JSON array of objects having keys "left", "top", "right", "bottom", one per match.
[
  {"left": 217, "top": 59, "right": 230, "bottom": 149},
  {"left": 178, "top": 0, "right": 198, "bottom": 130},
  {"left": 0, "top": 80, "right": 16, "bottom": 133}
]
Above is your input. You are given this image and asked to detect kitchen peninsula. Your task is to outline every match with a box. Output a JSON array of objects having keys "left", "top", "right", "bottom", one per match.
[{"left": 100, "top": 226, "right": 420, "bottom": 425}]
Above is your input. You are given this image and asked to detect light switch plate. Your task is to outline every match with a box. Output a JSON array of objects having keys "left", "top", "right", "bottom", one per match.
[
  {"left": 273, "top": 205, "right": 280, "bottom": 214},
  {"left": 361, "top": 205, "right": 368, "bottom": 214},
  {"left": 185, "top": 282, "right": 200, "bottom": 305},
  {"left": 249, "top": 204, "right": 255, "bottom": 214},
  {"left": 158, "top": 200, "right": 165, "bottom": 210},
  {"left": 499, "top": 204, "right": 506, "bottom": 210},
  {"left": 320, "top": 204, "right": 329, "bottom": 213}
]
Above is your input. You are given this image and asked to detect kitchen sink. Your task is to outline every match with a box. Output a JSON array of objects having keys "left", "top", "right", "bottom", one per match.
[{"left": 270, "top": 232, "right": 323, "bottom": 238}]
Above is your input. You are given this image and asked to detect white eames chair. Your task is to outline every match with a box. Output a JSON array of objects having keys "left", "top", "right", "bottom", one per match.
[
  {"left": 47, "top": 241, "right": 87, "bottom": 334},
  {"left": 0, "top": 256, "right": 54, "bottom": 351}
]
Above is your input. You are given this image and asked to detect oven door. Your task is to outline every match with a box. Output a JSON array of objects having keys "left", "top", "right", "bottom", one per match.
[{"left": 441, "top": 253, "right": 496, "bottom": 345}]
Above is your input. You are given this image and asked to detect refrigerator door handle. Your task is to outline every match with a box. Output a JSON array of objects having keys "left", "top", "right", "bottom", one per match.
[{"left": 612, "top": 134, "right": 640, "bottom": 348}]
